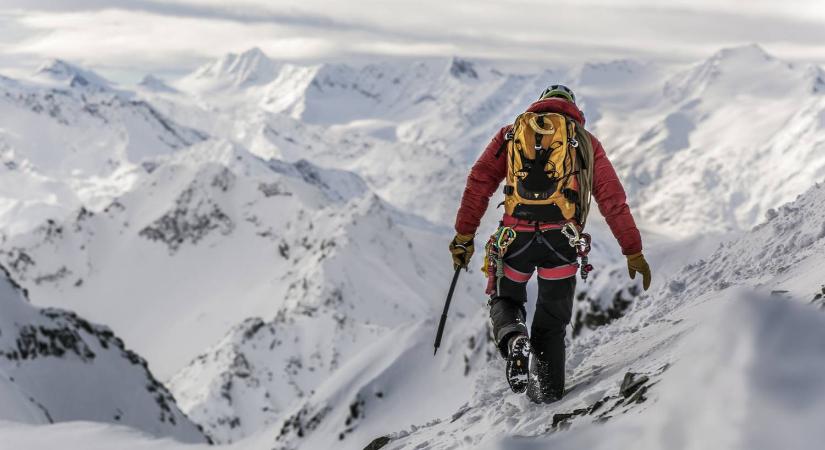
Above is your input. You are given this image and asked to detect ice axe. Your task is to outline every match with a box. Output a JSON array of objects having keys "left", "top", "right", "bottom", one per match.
[{"left": 433, "top": 267, "right": 461, "bottom": 355}]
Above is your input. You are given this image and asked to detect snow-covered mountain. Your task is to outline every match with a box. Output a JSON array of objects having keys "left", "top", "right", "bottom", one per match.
[
  {"left": 31, "top": 59, "right": 114, "bottom": 90},
  {"left": 613, "top": 44, "right": 825, "bottom": 236},
  {"left": 139, "top": 75, "right": 179, "bottom": 94},
  {"left": 0, "top": 139, "right": 462, "bottom": 373},
  {"left": 0, "top": 135, "right": 484, "bottom": 443},
  {"left": 179, "top": 47, "right": 282, "bottom": 91},
  {"left": 157, "top": 44, "right": 825, "bottom": 238},
  {"left": 0, "top": 64, "right": 206, "bottom": 234},
  {"left": 1, "top": 43, "right": 824, "bottom": 449},
  {"left": 0, "top": 264, "right": 208, "bottom": 443}
]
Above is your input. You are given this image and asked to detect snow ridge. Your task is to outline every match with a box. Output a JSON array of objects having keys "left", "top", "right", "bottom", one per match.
[{"left": 0, "top": 264, "right": 209, "bottom": 443}]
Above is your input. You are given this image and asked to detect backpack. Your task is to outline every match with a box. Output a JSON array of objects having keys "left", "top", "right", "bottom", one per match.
[{"left": 502, "top": 111, "right": 595, "bottom": 225}]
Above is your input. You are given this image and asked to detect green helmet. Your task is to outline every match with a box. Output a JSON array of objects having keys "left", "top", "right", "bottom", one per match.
[{"left": 539, "top": 84, "right": 576, "bottom": 104}]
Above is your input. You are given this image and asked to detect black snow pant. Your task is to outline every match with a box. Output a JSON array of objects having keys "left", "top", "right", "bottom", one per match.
[{"left": 489, "top": 227, "right": 577, "bottom": 394}]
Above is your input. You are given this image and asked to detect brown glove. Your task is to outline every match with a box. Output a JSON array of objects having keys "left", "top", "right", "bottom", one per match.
[
  {"left": 449, "top": 233, "right": 475, "bottom": 270},
  {"left": 626, "top": 252, "right": 652, "bottom": 291}
]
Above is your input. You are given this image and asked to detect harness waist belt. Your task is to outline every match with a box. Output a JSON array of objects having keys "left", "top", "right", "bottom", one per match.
[{"left": 501, "top": 214, "right": 578, "bottom": 232}]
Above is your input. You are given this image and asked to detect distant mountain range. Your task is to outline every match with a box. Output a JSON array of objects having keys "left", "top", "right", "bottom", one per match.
[{"left": 0, "top": 44, "right": 824, "bottom": 449}]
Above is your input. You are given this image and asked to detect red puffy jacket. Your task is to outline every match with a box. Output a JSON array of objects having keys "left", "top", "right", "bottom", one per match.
[{"left": 455, "top": 98, "right": 642, "bottom": 255}]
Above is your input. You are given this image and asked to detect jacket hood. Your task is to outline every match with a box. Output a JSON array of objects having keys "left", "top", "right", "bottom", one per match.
[{"left": 525, "top": 98, "right": 585, "bottom": 126}]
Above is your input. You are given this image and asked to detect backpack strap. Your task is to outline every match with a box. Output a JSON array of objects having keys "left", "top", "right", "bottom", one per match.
[
  {"left": 573, "top": 125, "right": 595, "bottom": 227},
  {"left": 496, "top": 123, "right": 516, "bottom": 158}
]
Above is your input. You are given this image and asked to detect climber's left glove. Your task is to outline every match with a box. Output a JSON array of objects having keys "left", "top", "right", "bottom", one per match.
[{"left": 626, "top": 252, "right": 652, "bottom": 291}]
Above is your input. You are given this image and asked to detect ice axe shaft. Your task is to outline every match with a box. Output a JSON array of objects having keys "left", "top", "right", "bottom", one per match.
[{"left": 433, "top": 267, "right": 461, "bottom": 355}]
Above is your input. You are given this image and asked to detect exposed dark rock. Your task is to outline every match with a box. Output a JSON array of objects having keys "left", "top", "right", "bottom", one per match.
[
  {"left": 548, "top": 367, "right": 664, "bottom": 433},
  {"left": 450, "top": 58, "right": 479, "bottom": 79},
  {"left": 620, "top": 372, "right": 650, "bottom": 398},
  {"left": 277, "top": 405, "right": 331, "bottom": 440},
  {"left": 811, "top": 285, "right": 825, "bottom": 309},
  {"left": 33, "top": 266, "right": 71, "bottom": 285},
  {"left": 258, "top": 182, "right": 293, "bottom": 197},
  {"left": 552, "top": 408, "right": 588, "bottom": 431},
  {"left": 363, "top": 435, "right": 391, "bottom": 450},
  {"left": 142, "top": 161, "right": 158, "bottom": 173},
  {"left": 5, "top": 249, "right": 35, "bottom": 279},
  {"left": 339, "top": 395, "right": 365, "bottom": 440},
  {"left": 139, "top": 184, "right": 234, "bottom": 251},
  {"left": 572, "top": 284, "right": 639, "bottom": 337}
]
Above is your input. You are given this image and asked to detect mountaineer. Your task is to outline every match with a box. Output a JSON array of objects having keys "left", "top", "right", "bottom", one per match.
[{"left": 449, "top": 85, "right": 651, "bottom": 403}]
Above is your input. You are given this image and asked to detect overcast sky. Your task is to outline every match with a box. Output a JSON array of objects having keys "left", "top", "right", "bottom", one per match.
[{"left": 1, "top": 0, "right": 824, "bottom": 83}]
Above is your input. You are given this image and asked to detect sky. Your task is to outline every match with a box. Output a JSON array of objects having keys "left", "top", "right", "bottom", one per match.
[{"left": 1, "top": 0, "right": 824, "bottom": 83}]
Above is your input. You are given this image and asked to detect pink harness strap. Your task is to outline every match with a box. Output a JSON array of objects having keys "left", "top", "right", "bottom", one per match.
[
  {"left": 537, "top": 263, "right": 578, "bottom": 280},
  {"left": 503, "top": 264, "right": 532, "bottom": 283}
]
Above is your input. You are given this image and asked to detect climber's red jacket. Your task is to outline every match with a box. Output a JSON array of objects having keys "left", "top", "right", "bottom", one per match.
[{"left": 454, "top": 98, "right": 643, "bottom": 255}]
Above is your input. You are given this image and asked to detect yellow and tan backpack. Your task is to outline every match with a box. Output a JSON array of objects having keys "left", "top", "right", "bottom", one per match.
[{"left": 501, "top": 112, "right": 595, "bottom": 225}]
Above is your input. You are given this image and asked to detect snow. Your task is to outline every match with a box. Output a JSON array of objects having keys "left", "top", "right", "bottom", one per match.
[
  {"left": 0, "top": 43, "right": 825, "bottom": 449},
  {"left": 0, "top": 265, "right": 208, "bottom": 443},
  {"left": 491, "top": 293, "right": 825, "bottom": 450},
  {"left": 139, "top": 75, "right": 179, "bottom": 94},
  {"left": 385, "top": 178, "right": 825, "bottom": 449},
  {"left": 31, "top": 59, "right": 113, "bottom": 90},
  {"left": 0, "top": 421, "right": 212, "bottom": 450},
  {"left": 178, "top": 47, "right": 282, "bottom": 92},
  {"left": 0, "top": 73, "right": 205, "bottom": 234}
]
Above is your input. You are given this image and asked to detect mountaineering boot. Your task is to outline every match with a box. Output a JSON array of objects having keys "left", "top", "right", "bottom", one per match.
[
  {"left": 526, "top": 357, "right": 563, "bottom": 404},
  {"left": 505, "top": 334, "right": 531, "bottom": 393}
]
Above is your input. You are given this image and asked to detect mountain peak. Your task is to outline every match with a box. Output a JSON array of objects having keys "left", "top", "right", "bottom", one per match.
[
  {"left": 34, "top": 59, "right": 111, "bottom": 89},
  {"left": 664, "top": 43, "right": 799, "bottom": 102},
  {"left": 186, "top": 47, "right": 279, "bottom": 89},
  {"left": 576, "top": 59, "right": 647, "bottom": 86},
  {"left": 709, "top": 43, "right": 774, "bottom": 65},
  {"left": 448, "top": 57, "right": 479, "bottom": 79},
  {"left": 239, "top": 46, "right": 267, "bottom": 60},
  {"left": 139, "top": 74, "right": 177, "bottom": 93}
]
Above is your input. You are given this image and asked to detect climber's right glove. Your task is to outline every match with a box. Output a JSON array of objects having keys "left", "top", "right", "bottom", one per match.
[
  {"left": 626, "top": 252, "right": 652, "bottom": 291},
  {"left": 449, "top": 233, "right": 475, "bottom": 270}
]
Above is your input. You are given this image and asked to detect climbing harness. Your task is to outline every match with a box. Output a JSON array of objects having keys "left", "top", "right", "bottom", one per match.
[
  {"left": 483, "top": 226, "right": 517, "bottom": 295},
  {"left": 561, "top": 222, "right": 594, "bottom": 281}
]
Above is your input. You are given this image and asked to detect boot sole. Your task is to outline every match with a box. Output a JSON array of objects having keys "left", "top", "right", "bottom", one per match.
[{"left": 506, "top": 338, "right": 530, "bottom": 393}]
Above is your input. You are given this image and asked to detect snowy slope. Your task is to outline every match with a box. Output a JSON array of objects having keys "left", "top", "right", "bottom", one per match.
[
  {"left": 0, "top": 60, "right": 205, "bottom": 234},
  {"left": 374, "top": 175, "right": 825, "bottom": 450},
  {"left": 0, "top": 139, "right": 458, "bottom": 374},
  {"left": 2, "top": 182, "right": 825, "bottom": 450},
  {"left": 0, "top": 134, "right": 487, "bottom": 445},
  {"left": 140, "top": 75, "right": 179, "bottom": 94},
  {"left": 0, "top": 265, "right": 208, "bottom": 443},
  {"left": 592, "top": 45, "right": 825, "bottom": 235}
]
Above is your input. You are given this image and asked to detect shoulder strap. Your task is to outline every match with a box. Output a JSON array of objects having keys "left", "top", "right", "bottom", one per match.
[
  {"left": 496, "top": 118, "right": 519, "bottom": 158},
  {"left": 494, "top": 139, "right": 508, "bottom": 158},
  {"left": 573, "top": 125, "right": 595, "bottom": 227}
]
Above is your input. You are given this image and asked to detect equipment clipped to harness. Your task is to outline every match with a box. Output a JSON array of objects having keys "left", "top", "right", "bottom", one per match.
[
  {"left": 483, "top": 226, "right": 517, "bottom": 295},
  {"left": 561, "top": 222, "right": 594, "bottom": 281}
]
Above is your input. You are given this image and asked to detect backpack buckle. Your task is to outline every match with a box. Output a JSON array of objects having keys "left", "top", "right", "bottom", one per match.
[{"left": 504, "top": 131, "right": 514, "bottom": 141}]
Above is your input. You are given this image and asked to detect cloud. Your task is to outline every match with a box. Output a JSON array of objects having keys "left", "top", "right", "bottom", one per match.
[{"left": 1, "top": 1, "right": 824, "bottom": 82}]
